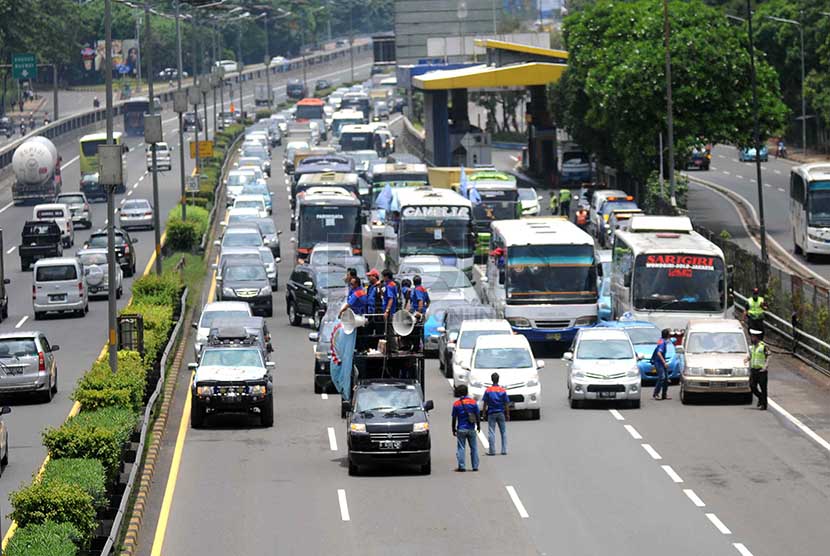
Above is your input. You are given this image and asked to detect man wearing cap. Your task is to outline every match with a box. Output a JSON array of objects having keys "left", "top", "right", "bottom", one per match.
[
  {"left": 745, "top": 288, "right": 768, "bottom": 337},
  {"left": 749, "top": 329, "right": 769, "bottom": 410},
  {"left": 365, "top": 269, "right": 381, "bottom": 314},
  {"left": 381, "top": 269, "right": 399, "bottom": 318}
]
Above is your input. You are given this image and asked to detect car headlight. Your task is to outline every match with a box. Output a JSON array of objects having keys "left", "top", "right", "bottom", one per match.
[
  {"left": 195, "top": 385, "right": 213, "bottom": 397},
  {"left": 808, "top": 231, "right": 823, "bottom": 241},
  {"left": 469, "top": 379, "right": 483, "bottom": 388},
  {"left": 506, "top": 317, "right": 531, "bottom": 328},
  {"left": 573, "top": 316, "right": 596, "bottom": 326},
  {"left": 412, "top": 422, "right": 429, "bottom": 432},
  {"left": 349, "top": 423, "right": 366, "bottom": 433},
  {"left": 685, "top": 367, "right": 703, "bottom": 376},
  {"left": 260, "top": 287, "right": 271, "bottom": 295},
  {"left": 572, "top": 370, "right": 585, "bottom": 379},
  {"left": 315, "top": 351, "right": 329, "bottom": 361},
  {"left": 248, "top": 384, "right": 268, "bottom": 395},
  {"left": 526, "top": 378, "right": 539, "bottom": 387},
  {"left": 627, "top": 367, "right": 640, "bottom": 378},
  {"left": 222, "top": 287, "right": 234, "bottom": 296},
  {"left": 732, "top": 367, "right": 749, "bottom": 377}
]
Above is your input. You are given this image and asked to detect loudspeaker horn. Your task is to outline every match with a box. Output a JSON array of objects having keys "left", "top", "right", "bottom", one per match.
[
  {"left": 341, "top": 308, "right": 367, "bottom": 335},
  {"left": 392, "top": 310, "right": 416, "bottom": 337}
]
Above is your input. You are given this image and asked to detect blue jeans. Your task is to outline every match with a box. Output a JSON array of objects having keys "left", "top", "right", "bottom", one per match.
[
  {"left": 456, "top": 428, "right": 479, "bottom": 470},
  {"left": 487, "top": 412, "right": 507, "bottom": 455},
  {"left": 653, "top": 366, "right": 669, "bottom": 398}
]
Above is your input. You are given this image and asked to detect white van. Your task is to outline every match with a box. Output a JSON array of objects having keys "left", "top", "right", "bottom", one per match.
[
  {"left": 33, "top": 257, "right": 87, "bottom": 319},
  {"left": 33, "top": 203, "right": 74, "bottom": 248}
]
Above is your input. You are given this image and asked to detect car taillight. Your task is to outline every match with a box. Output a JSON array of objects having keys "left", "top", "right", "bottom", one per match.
[
  {"left": 78, "top": 282, "right": 84, "bottom": 296},
  {"left": 38, "top": 352, "right": 45, "bottom": 372},
  {"left": 144, "top": 211, "right": 153, "bottom": 216},
  {"left": 32, "top": 285, "right": 36, "bottom": 300},
  {"left": 124, "top": 244, "right": 130, "bottom": 254}
]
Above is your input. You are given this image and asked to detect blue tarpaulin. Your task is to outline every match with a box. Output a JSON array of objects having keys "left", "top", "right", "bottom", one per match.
[{"left": 329, "top": 321, "right": 357, "bottom": 400}]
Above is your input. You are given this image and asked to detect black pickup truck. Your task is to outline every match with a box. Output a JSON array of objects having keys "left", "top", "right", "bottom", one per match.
[{"left": 19, "top": 220, "right": 63, "bottom": 271}]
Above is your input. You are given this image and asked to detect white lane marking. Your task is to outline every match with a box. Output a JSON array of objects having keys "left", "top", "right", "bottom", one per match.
[
  {"left": 777, "top": 187, "right": 785, "bottom": 193},
  {"left": 0, "top": 202, "right": 13, "bottom": 214},
  {"left": 733, "top": 543, "right": 754, "bottom": 556},
  {"left": 143, "top": 170, "right": 149, "bottom": 177},
  {"left": 477, "top": 430, "right": 490, "bottom": 452},
  {"left": 6, "top": 246, "right": 16, "bottom": 255},
  {"left": 61, "top": 155, "right": 80, "bottom": 170},
  {"left": 609, "top": 409, "right": 624, "bottom": 421},
  {"left": 15, "top": 316, "right": 28, "bottom": 329},
  {"left": 337, "top": 489, "right": 350, "bottom": 521},
  {"left": 768, "top": 398, "right": 830, "bottom": 453},
  {"left": 446, "top": 378, "right": 453, "bottom": 388},
  {"left": 736, "top": 175, "right": 743, "bottom": 180},
  {"left": 764, "top": 183, "right": 771, "bottom": 188},
  {"left": 710, "top": 166, "right": 717, "bottom": 170},
  {"left": 641, "top": 443, "right": 662, "bottom": 460},
  {"left": 706, "top": 513, "right": 732, "bottom": 535},
  {"left": 717, "top": 154, "right": 725, "bottom": 158},
  {"left": 510, "top": 155, "right": 519, "bottom": 162},
  {"left": 774, "top": 169, "right": 782, "bottom": 174},
  {"left": 327, "top": 427, "right": 338, "bottom": 451},
  {"left": 624, "top": 424, "right": 642, "bottom": 439},
  {"left": 104, "top": 219, "right": 108, "bottom": 225},
  {"left": 127, "top": 190, "right": 133, "bottom": 196},
  {"left": 661, "top": 465, "right": 683, "bottom": 483},
  {"left": 505, "top": 486, "right": 529, "bottom": 518},
  {"left": 133, "top": 182, "right": 140, "bottom": 189},
  {"left": 120, "top": 198, "right": 126, "bottom": 205},
  {"left": 750, "top": 179, "right": 756, "bottom": 183},
  {"left": 683, "top": 489, "right": 706, "bottom": 507},
  {"left": 722, "top": 171, "right": 731, "bottom": 175},
  {"left": 321, "top": 393, "right": 329, "bottom": 400},
  {"left": 731, "top": 158, "right": 739, "bottom": 163}
]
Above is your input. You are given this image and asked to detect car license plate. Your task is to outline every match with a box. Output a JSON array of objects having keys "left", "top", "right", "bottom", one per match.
[
  {"left": 49, "top": 294, "right": 66, "bottom": 302},
  {"left": 598, "top": 391, "right": 617, "bottom": 399},
  {"left": 546, "top": 333, "right": 561, "bottom": 341},
  {"left": 379, "top": 440, "right": 401, "bottom": 450}
]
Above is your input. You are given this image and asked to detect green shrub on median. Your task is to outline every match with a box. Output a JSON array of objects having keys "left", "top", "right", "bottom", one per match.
[
  {"left": 42, "top": 407, "right": 138, "bottom": 481},
  {"left": 72, "top": 351, "right": 147, "bottom": 412},
  {"left": 166, "top": 204, "right": 210, "bottom": 251},
  {"left": 132, "top": 271, "right": 184, "bottom": 307},
  {"left": 5, "top": 521, "right": 80, "bottom": 556},
  {"left": 41, "top": 458, "right": 107, "bottom": 508},
  {"left": 9, "top": 481, "right": 97, "bottom": 542},
  {"left": 125, "top": 302, "right": 174, "bottom": 367}
]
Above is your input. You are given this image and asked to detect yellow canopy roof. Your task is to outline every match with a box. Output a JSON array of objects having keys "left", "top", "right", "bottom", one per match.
[
  {"left": 473, "top": 39, "right": 569, "bottom": 61},
  {"left": 412, "top": 62, "right": 566, "bottom": 91}
]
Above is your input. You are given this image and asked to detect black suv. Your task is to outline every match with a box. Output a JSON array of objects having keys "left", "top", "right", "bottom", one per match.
[
  {"left": 285, "top": 264, "right": 347, "bottom": 329},
  {"left": 345, "top": 380, "right": 434, "bottom": 476},
  {"left": 84, "top": 228, "right": 137, "bottom": 276},
  {"left": 19, "top": 220, "right": 63, "bottom": 271},
  {"left": 286, "top": 79, "right": 306, "bottom": 99},
  {"left": 183, "top": 111, "right": 202, "bottom": 131},
  {"left": 216, "top": 261, "right": 273, "bottom": 316}
]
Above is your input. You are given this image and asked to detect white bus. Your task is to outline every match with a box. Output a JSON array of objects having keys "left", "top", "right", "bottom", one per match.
[
  {"left": 476, "top": 217, "right": 598, "bottom": 343},
  {"left": 790, "top": 163, "right": 830, "bottom": 259},
  {"left": 610, "top": 215, "right": 730, "bottom": 334},
  {"left": 383, "top": 187, "right": 474, "bottom": 274}
]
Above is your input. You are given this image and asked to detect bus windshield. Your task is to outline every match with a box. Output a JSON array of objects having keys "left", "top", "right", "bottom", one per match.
[
  {"left": 340, "top": 132, "right": 374, "bottom": 151},
  {"left": 332, "top": 118, "right": 363, "bottom": 136},
  {"left": 296, "top": 105, "right": 325, "bottom": 120},
  {"left": 399, "top": 217, "right": 472, "bottom": 257},
  {"left": 298, "top": 206, "right": 360, "bottom": 248},
  {"left": 473, "top": 190, "right": 519, "bottom": 224},
  {"left": 633, "top": 254, "right": 725, "bottom": 312},
  {"left": 123, "top": 100, "right": 149, "bottom": 135},
  {"left": 807, "top": 182, "right": 830, "bottom": 227},
  {"left": 506, "top": 244, "right": 597, "bottom": 304}
]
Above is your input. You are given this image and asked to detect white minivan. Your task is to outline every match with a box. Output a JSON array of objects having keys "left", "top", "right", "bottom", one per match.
[
  {"left": 33, "top": 257, "right": 87, "bottom": 319},
  {"left": 451, "top": 319, "right": 513, "bottom": 387},
  {"left": 33, "top": 203, "right": 74, "bottom": 248}
]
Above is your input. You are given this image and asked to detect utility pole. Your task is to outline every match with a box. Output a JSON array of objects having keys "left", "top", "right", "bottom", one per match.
[
  {"left": 349, "top": 3, "right": 355, "bottom": 83},
  {"left": 746, "top": 0, "right": 769, "bottom": 270},
  {"left": 135, "top": 13, "right": 142, "bottom": 92},
  {"left": 145, "top": 0, "right": 162, "bottom": 275},
  {"left": 264, "top": 12, "right": 272, "bottom": 108},
  {"left": 175, "top": 0, "right": 186, "bottom": 222},
  {"left": 237, "top": 22, "right": 244, "bottom": 119},
  {"left": 662, "top": 0, "right": 676, "bottom": 207},
  {"left": 105, "top": 0, "right": 117, "bottom": 373}
]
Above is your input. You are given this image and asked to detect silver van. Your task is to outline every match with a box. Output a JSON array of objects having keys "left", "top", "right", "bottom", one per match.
[
  {"left": 32, "top": 258, "right": 88, "bottom": 319},
  {"left": 0, "top": 332, "right": 60, "bottom": 401}
]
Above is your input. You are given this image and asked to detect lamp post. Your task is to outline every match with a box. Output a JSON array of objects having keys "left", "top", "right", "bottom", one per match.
[
  {"left": 457, "top": 1, "right": 468, "bottom": 61},
  {"left": 766, "top": 13, "right": 806, "bottom": 156},
  {"left": 105, "top": 0, "right": 118, "bottom": 372},
  {"left": 174, "top": 0, "right": 187, "bottom": 222},
  {"left": 662, "top": 0, "right": 676, "bottom": 207},
  {"left": 144, "top": 0, "right": 162, "bottom": 275}
]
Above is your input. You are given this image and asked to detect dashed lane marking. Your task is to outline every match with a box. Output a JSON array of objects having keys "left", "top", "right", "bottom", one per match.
[
  {"left": 337, "top": 489, "right": 351, "bottom": 521},
  {"left": 61, "top": 155, "right": 80, "bottom": 170},
  {"left": 723, "top": 171, "right": 731, "bottom": 175},
  {"left": 774, "top": 169, "right": 782, "bottom": 174},
  {"left": 477, "top": 430, "right": 490, "bottom": 453},
  {"left": 505, "top": 486, "right": 529, "bottom": 518},
  {"left": 127, "top": 190, "right": 133, "bottom": 196},
  {"left": 0, "top": 202, "right": 13, "bottom": 214},
  {"left": 6, "top": 246, "right": 15, "bottom": 255},
  {"left": 777, "top": 188, "right": 785, "bottom": 193},
  {"left": 321, "top": 393, "right": 328, "bottom": 400},
  {"left": 683, "top": 489, "right": 706, "bottom": 507},
  {"left": 733, "top": 543, "right": 754, "bottom": 556},
  {"left": 327, "top": 427, "right": 338, "bottom": 451},
  {"left": 15, "top": 316, "right": 28, "bottom": 329},
  {"left": 706, "top": 513, "right": 732, "bottom": 535},
  {"left": 609, "top": 409, "right": 624, "bottom": 421},
  {"left": 641, "top": 443, "right": 662, "bottom": 460},
  {"left": 661, "top": 465, "right": 683, "bottom": 483},
  {"left": 736, "top": 175, "right": 743, "bottom": 180},
  {"left": 624, "top": 424, "right": 642, "bottom": 439}
]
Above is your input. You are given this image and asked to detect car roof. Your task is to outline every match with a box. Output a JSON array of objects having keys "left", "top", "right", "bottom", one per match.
[
  {"left": 33, "top": 257, "right": 79, "bottom": 267},
  {"left": 577, "top": 328, "right": 631, "bottom": 341},
  {"left": 311, "top": 242, "right": 352, "bottom": 252},
  {"left": 203, "top": 301, "right": 251, "bottom": 313},
  {"left": 34, "top": 203, "right": 68, "bottom": 211},
  {"left": 459, "top": 319, "right": 513, "bottom": 332},
  {"left": 234, "top": 194, "right": 266, "bottom": 202},
  {"left": 473, "top": 334, "right": 531, "bottom": 350},
  {"left": 685, "top": 319, "right": 744, "bottom": 333},
  {"left": 0, "top": 331, "right": 39, "bottom": 339},
  {"left": 596, "top": 320, "right": 657, "bottom": 330}
]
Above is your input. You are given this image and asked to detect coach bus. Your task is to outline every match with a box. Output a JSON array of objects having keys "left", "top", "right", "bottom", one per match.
[{"left": 790, "top": 163, "right": 830, "bottom": 259}]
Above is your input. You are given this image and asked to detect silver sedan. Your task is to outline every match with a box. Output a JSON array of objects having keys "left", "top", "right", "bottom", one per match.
[{"left": 118, "top": 198, "right": 154, "bottom": 230}]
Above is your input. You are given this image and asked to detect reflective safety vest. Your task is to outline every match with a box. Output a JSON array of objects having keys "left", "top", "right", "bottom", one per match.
[
  {"left": 747, "top": 296, "right": 765, "bottom": 318},
  {"left": 750, "top": 342, "right": 767, "bottom": 370},
  {"left": 559, "top": 189, "right": 572, "bottom": 203}
]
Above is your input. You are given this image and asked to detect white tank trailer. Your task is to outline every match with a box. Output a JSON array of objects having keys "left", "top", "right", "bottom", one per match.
[{"left": 12, "top": 136, "right": 62, "bottom": 204}]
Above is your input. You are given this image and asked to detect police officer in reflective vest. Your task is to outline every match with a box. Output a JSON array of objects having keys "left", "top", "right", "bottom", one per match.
[
  {"left": 745, "top": 287, "right": 767, "bottom": 336},
  {"left": 559, "top": 188, "right": 572, "bottom": 217},
  {"left": 482, "top": 373, "right": 510, "bottom": 455},
  {"left": 749, "top": 329, "right": 769, "bottom": 410}
]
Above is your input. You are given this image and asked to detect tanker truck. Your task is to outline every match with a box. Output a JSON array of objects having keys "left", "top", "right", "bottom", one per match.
[{"left": 12, "top": 136, "right": 63, "bottom": 204}]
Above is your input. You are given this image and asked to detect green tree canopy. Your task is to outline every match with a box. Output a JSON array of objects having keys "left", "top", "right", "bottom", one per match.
[{"left": 553, "top": 0, "right": 788, "bottom": 181}]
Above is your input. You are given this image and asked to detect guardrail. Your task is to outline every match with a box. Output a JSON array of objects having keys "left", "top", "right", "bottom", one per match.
[
  {"left": 100, "top": 286, "right": 188, "bottom": 556},
  {"left": 0, "top": 40, "right": 372, "bottom": 174}
]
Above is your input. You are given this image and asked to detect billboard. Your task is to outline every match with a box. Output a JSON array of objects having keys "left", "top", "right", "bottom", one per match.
[{"left": 92, "top": 39, "right": 138, "bottom": 76}]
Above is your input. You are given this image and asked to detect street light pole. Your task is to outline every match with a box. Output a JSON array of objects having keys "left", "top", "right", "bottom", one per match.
[
  {"left": 175, "top": 0, "right": 186, "bottom": 222},
  {"left": 662, "top": 0, "right": 676, "bottom": 206},
  {"left": 135, "top": 12, "right": 142, "bottom": 92},
  {"left": 263, "top": 12, "right": 272, "bottom": 108},
  {"left": 766, "top": 14, "right": 806, "bottom": 156},
  {"left": 105, "top": 0, "right": 117, "bottom": 373},
  {"left": 145, "top": 0, "right": 162, "bottom": 275}
]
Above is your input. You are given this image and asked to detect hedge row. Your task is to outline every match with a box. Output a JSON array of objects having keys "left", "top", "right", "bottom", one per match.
[{"left": 166, "top": 205, "right": 210, "bottom": 252}]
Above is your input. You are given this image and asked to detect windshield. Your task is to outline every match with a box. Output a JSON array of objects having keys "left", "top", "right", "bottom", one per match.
[
  {"left": 399, "top": 218, "right": 472, "bottom": 257},
  {"left": 577, "top": 339, "right": 633, "bottom": 359},
  {"left": 601, "top": 201, "right": 638, "bottom": 216},
  {"left": 58, "top": 195, "right": 85, "bottom": 204},
  {"left": 223, "top": 232, "right": 263, "bottom": 248},
  {"left": 622, "top": 326, "right": 660, "bottom": 345},
  {"left": 473, "top": 190, "right": 519, "bottom": 223},
  {"left": 79, "top": 252, "right": 108, "bottom": 266},
  {"left": 340, "top": 132, "right": 373, "bottom": 151},
  {"left": 517, "top": 188, "right": 536, "bottom": 201},
  {"left": 298, "top": 206, "right": 360, "bottom": 248},
  {"left": 296, "top": 105, "right": 324, "bottom": 120},
  {"left": 254, "top": 219, "right": 276, "bottom": 234},
  {"left": 807, "top": 184, "right": 830, "bottom": 226},
  {"left": 242, "top": 184, "right": 269, "bottom": 197},
  {"left": 81, "top": 139, "right": 106, "bottom": 157},
  {"left": 633, "top": 254, "right": 725, "bottom": 312},
  {"left": 200, "top": 310, "right": 251, "bottom": 329},
  {"left": 199, "top": 348, "right": 263, "bottom": 368},
  {"left": 333, "top": 118, "right": 364, "bottom": 136},
  {"left": 36, "top": 265, "right": 77, "bottom": 281},
  {"left": 474, "top": 347, "right": 533, "bottom": 369},
  {"left": 235, "top": 200, "right": 264, "bottom": 210},
  {"left": 88, "top": 234, "right": 125, "bottom": 248},
  {"left": 123, "top": 200, "right": 150, "bottom": 210},
  {"left": 686, "top": 332, "right": 747, "bottom": 354},
  {"left": 310, "top": 249, "right": 351, "bottom": 265},
  {"left": 317, "top": 271, "right": 346, "bottom": 289},
  {"left": 0, "top": 338, "right": 38, "bottom": 358},
  {"left": 354, "top": 385, "right": 422, "bottom": 413},
  {"left": 227, "top": 173, "right": 255, "bottom": 187},
  {"left": 459, "top": 329, "right": 511, "bottom": 349},
  {"left": 507, "top": 245, "right": 597, "bottom": 304},
  {"left": 417, "top": 269, "right": 471, "bottom": 291},
  {"left": 242, "top": 147, "right": 267, "bottom": 160},
  {"left": 563, "top": 152, "right": 589, "bottom": 165},
  {"left": 224, "top": 265, "right": 267, "bottom": 282}
]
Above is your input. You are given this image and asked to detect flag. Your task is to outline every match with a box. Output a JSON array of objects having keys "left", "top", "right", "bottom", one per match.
[
  {"left": 375, "top": 183, "right": 393, "bottom": 211},
  {"left": 468, "top": 183, "right": 482, "bottom": 205},
  {"left": 329, "top": 320, "right": 356, "bottom": 400},
  {"left": 459, "top": 165, "right": 468, "bottom": 197}
]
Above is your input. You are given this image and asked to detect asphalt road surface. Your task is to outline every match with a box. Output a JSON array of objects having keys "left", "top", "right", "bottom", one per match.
[
  {"left": 137, "top": 133, "right": 830, "bottom": 556},
  {"left": 0, "top": 52, "right": 372, "bottom": 536}
]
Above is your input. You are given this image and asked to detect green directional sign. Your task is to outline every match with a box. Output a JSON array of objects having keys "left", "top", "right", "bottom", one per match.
[{"left": 12, "top": 53, "right": 37, "bottom": 80}]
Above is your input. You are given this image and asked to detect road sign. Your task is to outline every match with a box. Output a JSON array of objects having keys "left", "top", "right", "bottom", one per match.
[
  {"left": 12, "top": 53, "right": 37, "bottom": 80},
  {"left": 186, "top": 174, "right": 201, "bottom": 192},
  {"left": 189, "top": 140, "right": 214, "bottom": 159}
]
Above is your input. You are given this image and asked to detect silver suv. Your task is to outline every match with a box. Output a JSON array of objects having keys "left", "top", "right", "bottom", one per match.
[{"left": 0, "top": 332, "right": 60, "bottom": 402}]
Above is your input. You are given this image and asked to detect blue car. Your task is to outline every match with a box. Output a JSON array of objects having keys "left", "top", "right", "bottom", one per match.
[
  {"left": 422, "top": 299, "right": 467, "bottom": 356},
  {"left": 738, "top": 145, "right": 768, "bottom": 162},
  {"left": 596, "top": 320, "right": 683, "bottom": 384},
  {"left": 598, "top": 276, "right": 612, "bottom": 321}
]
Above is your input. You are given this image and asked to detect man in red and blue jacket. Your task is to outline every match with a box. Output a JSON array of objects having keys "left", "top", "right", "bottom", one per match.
[
  {"left": 482, "top": 372, "right": 510, "bottom": 455},
  {"left": 451, "top": 384, "right": 480, "bottom": 472},
  {"left": 411, "top": 274, "right": 430, "bottom": 317}
]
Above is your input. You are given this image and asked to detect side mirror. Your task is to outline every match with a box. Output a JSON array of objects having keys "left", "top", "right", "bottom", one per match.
[
  {"left": 3, "top": 278, "right": 9, "bottom": 284},
  {"left": 275, "top": 257, "right": 281, "bottom": 263},
  {"left": 187, "top": 362, "right": 198, "bottom": 371},
  {"left": 290, "top": 221, "right": 296, "bottom": 232},
  {"left": 308, "top": 332, "right": 319, "bottom": 342},
  {"left": 214, "top": 240, "right": 221, "bottom": 247},
  {"left": 266, "top": 362, "right": 276, "bottom": 370},
  {"left": 51, "top": 345, "right": 60, "bottom": 352},
  {"left": 277, "top": 230, "right": 283, "bottom": 235},
  {"left": 562, "top": 352, "right": 573, "bottom": 361},
  {"left": 192, "top": 322, "right": 199, "bottom": 329},
  {"left": 460, "top": 364, "right": 469, "bottom": 371},
  {"left": 290, "top": 237, "right": 296, "bottom": 243},
  {"left": 596, "top": 264, "right": 603, "bottom": 277},
  {"left": 215, "top": 276, "right": 223, "bottom": 283},
  {"left": 423, "top": 400, "right": 434, "bottom": 412},
  {"left": 131, "top": 237, "right": 138, "bottom": 244},
  {"left": 0, "top": 406, "right": 10, "bottom": 416},
  {"left": 303, "top": 281, "right": 314, "bottom": 288},
  {"left": 536, "top": 359, "right": 545, "bottom": 369},
  {"left": 267, "top": 343, "right": 273, "bottom": 353},
  {"left": 211, "top": 263, "right": 218, "bottom": 270}
]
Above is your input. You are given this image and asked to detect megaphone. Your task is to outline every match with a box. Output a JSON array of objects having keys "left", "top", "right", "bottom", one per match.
[
  {"left": 341, "top": 308, "right": 367, "bottom": 335},
  {"left": 392, "top": 310, "right": 416, "bottom": 337}
]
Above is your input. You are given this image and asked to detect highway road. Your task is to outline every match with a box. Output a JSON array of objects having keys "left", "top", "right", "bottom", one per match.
[
  {"left": 0, "top": 52, "right": 373, "bottom": 536},
  {"left": 137, "top": 133, "right": 830, "bottom": 556}
]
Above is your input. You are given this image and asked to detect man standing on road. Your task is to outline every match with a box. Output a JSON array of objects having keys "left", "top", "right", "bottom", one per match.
[
  {"left": 559, "top": 188, "right": 572, "bottom": 217},
  {"left": 652, "top": 328, "right": 671, "bottom": 400},
  {"left": 750, "top": 329, "right": 769, "bottom": 410},
  {"left": 451, "top": 384, "right": 480, "bottom": 472},
  {"left": 482, "top": 372, "right": 510, "bottom": 456},
  {"left": 745, "top": 288, "right": 768, "bottom": 337}
]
